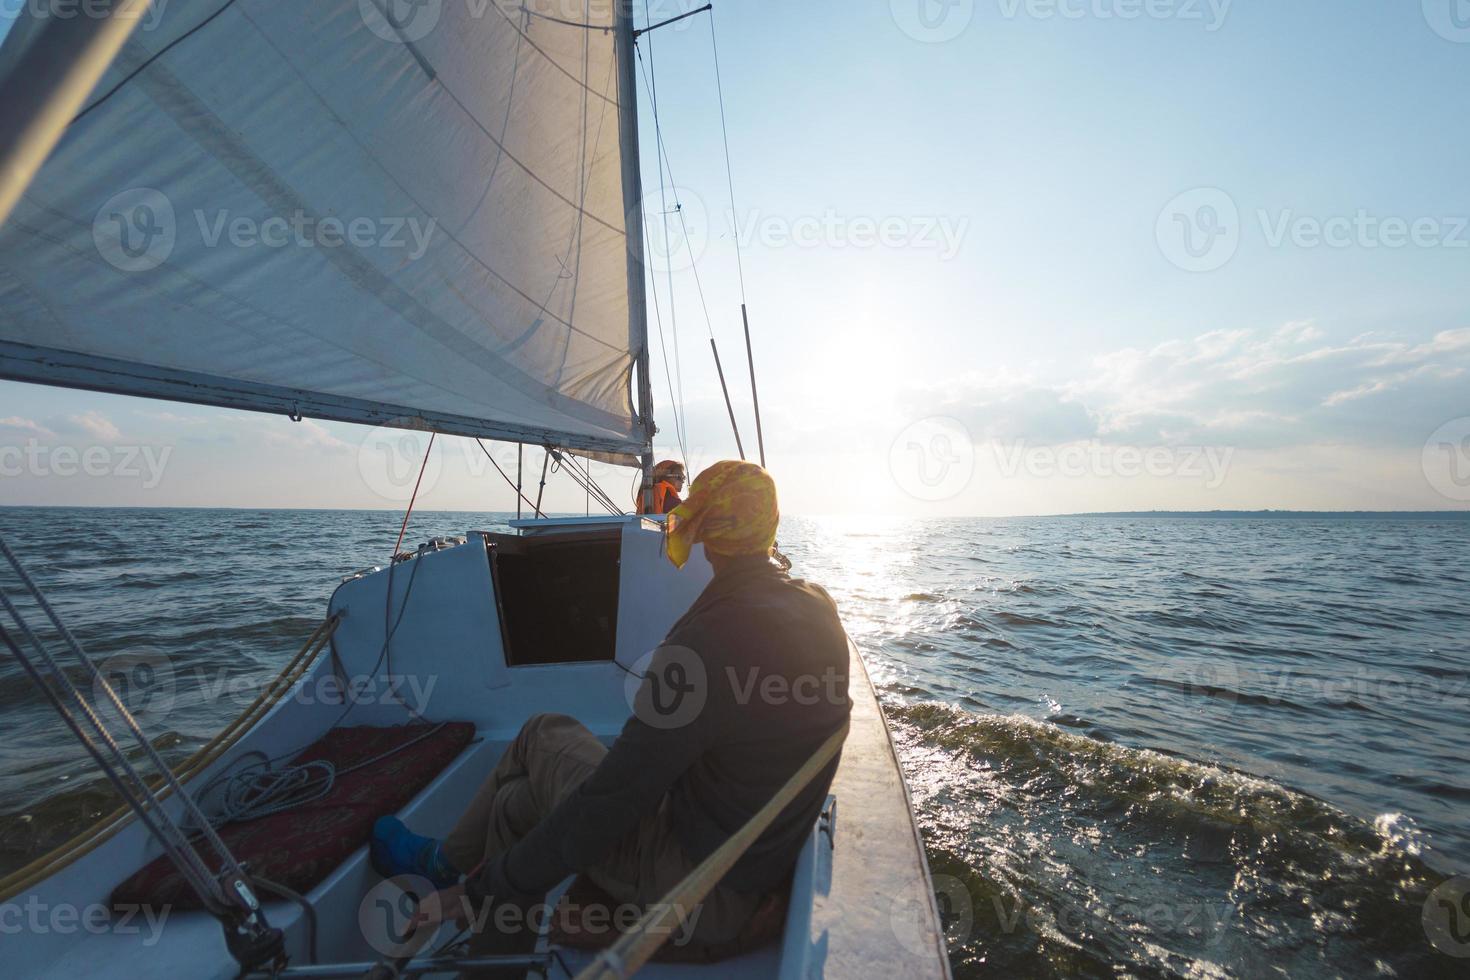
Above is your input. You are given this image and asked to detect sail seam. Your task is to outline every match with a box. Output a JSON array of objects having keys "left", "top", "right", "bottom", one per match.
[
  {"left": 77, "top": 48, "right": 634, "bottom": 434},
  {"left": 236, "top": 5, "right": 628, "bottom": 358},
  {"left": 491, "top": 1, "right": 618, "bottom": 107}
]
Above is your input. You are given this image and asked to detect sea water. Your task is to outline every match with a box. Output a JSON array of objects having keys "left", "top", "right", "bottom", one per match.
[{"left": 1, "top": 507, "right": 1466, "bottom": 977}]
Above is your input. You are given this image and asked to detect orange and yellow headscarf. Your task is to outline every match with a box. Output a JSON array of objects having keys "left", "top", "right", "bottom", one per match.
[{"left": 665, "top": 460, "right": 779, "bottom": 569}]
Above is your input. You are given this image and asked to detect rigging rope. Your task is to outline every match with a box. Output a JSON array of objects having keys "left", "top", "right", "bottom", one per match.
[
  {"left": 633, "top": 47, "right": 719, "bottom": 344},
  {"left": 392, "top": 431, "right": 435, "bottom": 557},
  {"left": 640, "top": 220, "right": 690, "bottom": 471},
  {"left": 708, "top": 5, "right": 748, "bottom": 304},
  {"left": 187, "top": 723, "right": 449, "bottom": 829},
  {"left": 476, "top": 439, "right": 545, "bottom": 518},
  {"left": 568, "top": 452, "right": 625, "bottom": 514},
  {"left": 635, "top": 35, "right": 750, "bottom": 462},
  {"left": 0, "top": 536, "right": 282, "bottom": 964},
  {"left": 548, "top": 448, "right": 623, "bottom": 515},
  {"left": 709, "top": 7, "right": 769, "bottom": 467}
]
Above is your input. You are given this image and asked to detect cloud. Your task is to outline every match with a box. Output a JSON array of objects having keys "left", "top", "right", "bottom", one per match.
[
  {"left": 216, "top": 415, "right": 352, "bottom": 456},
  {"left": 902, "top": 323, "right": 1470, "bottom": 450},
  {"left": 0, "top": 416, "right": 53, "bottom": 438},
  {"left": 900, "top": 378, "right": 1097, "bottom": 446},
  {"left": 48, "top": 410, "right": 122, "bottom": 441},
  {"left": 136, "top": 410, "right": 210, "bottom": 425}
]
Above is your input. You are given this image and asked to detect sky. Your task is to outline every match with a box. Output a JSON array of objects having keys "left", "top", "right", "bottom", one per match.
[{"left": 1, "top": 0, "right": 1468, "bottom": 516}]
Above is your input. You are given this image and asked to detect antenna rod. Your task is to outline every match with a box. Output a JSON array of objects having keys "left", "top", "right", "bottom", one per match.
[
  {"left": 741, "top": 304, "right": 767, "bottom": 468},
  {"left": 535, "top": 449, "right": 550, "bottom": 515},
  {"left": 710, "top": 337, "right": 746, "bottom": 461}
]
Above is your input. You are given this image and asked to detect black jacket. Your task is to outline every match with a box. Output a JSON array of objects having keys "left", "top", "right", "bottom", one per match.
[{"left": 471, "top": 555, "right": 852, "bottom": 903}]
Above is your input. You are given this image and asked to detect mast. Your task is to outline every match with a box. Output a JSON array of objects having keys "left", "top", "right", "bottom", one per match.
[{"left": 615, "top": 0, "right": 657, "bottom": 512}]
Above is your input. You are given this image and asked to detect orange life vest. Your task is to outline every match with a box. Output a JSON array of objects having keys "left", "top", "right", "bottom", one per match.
[{"left": 640, "top": 479, "right": 682, "bottom": 515}]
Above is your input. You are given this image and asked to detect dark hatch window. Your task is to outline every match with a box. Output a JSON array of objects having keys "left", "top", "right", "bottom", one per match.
[{"left": 485, "top": 531, "right": 620, "bottom": 665}]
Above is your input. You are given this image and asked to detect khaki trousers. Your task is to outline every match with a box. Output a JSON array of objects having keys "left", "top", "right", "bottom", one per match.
[{"left": 443, "top": 713, "right": 759, "bottom": 946}]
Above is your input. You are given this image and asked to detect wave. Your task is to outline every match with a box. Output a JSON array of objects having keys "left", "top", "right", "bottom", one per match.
[{"left": 884, "top": 701, "right": 1456, "bottom": 979}]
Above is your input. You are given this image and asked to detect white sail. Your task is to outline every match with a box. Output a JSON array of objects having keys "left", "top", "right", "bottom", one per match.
[{"left": 0, "top": 0, "right": 650, "bottom": 460}]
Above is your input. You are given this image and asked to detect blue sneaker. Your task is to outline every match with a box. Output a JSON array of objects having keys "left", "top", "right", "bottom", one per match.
[{"left": 370, "top": 816, "right": 461, "bottom": 890}]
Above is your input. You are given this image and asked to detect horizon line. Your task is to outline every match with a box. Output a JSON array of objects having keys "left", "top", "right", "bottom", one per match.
[{"left": 1, "top": 503, "right": 1467, "bottom": 519}]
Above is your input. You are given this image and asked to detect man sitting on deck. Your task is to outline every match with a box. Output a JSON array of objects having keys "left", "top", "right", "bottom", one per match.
[{"left": 372, "top": 460, "right": 852, "bottom": 949}]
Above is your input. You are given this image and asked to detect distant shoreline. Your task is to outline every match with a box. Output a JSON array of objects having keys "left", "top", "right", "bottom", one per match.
[{"left": 1054, "top": 510, "right": 1470, "bottom": 520}]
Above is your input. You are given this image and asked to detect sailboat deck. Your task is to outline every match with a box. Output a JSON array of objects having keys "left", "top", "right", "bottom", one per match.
[{"left": 8, "top": 524, "right": 950, "bottom": 978}]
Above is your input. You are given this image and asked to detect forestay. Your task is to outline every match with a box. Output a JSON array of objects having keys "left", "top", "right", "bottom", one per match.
[{"left": 0, "top": 0, "right": 650, "bottom": 460}]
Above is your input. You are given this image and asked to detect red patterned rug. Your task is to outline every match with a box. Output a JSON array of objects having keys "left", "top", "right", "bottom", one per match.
[{"left": 111, "top": 722, "right": 476, "bottom": 910}]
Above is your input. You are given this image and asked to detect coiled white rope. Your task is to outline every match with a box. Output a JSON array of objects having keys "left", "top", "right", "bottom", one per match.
[{"left": 187, "top": 722, "right": 448, "bottom": 829}]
